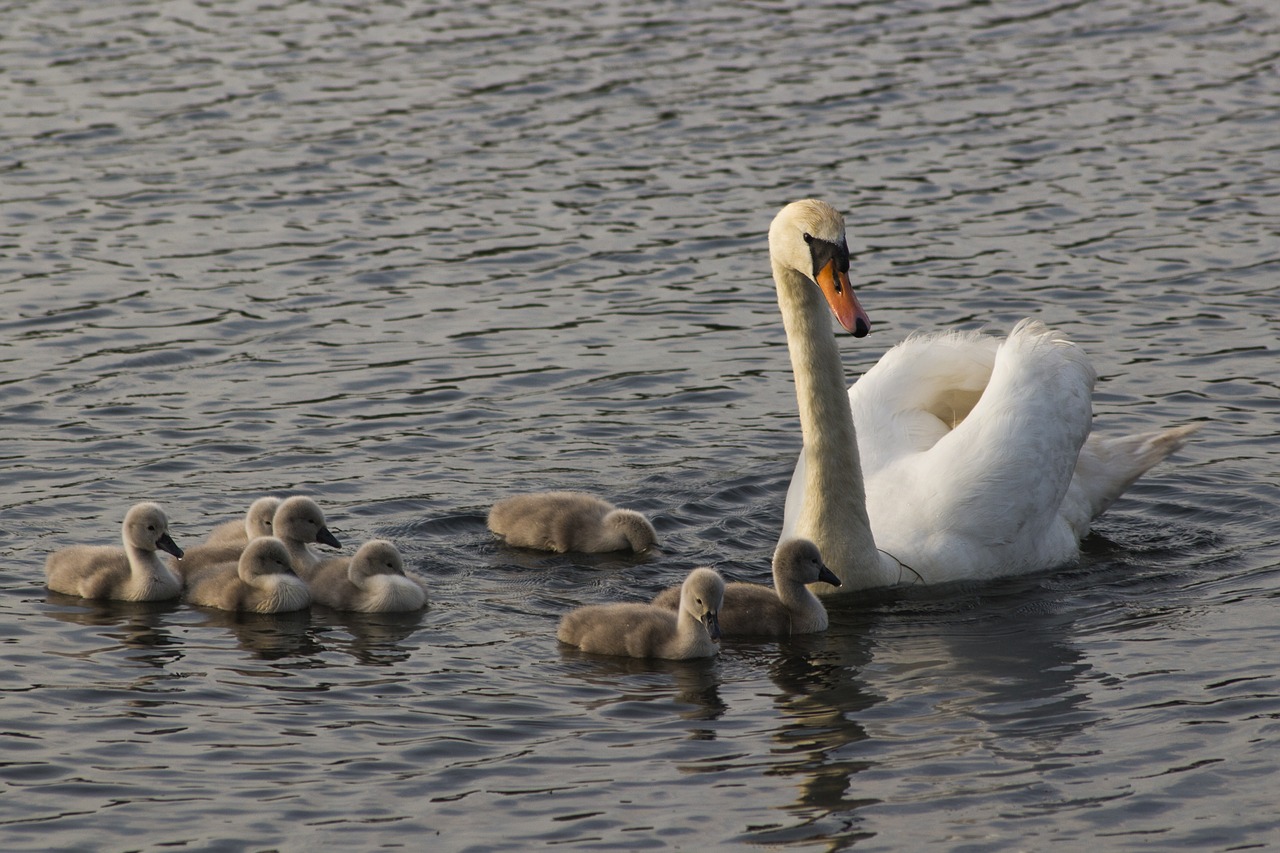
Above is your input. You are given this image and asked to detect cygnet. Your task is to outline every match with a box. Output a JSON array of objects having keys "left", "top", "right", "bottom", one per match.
[
  {"left": 557, "top": 567, "right": 724, "bottom": 660},
  {"left": 488, "top": 491, "right": 656, "bottom": 553},
  {"left": 201, "top": 496, "right": 282, "bottom": 546},
  {"left": 271, "top": 496, "right": 342, "bottom": 580},
  {"left": 183, "top": 536, "right": 311, "bottom": 614},
  {"left": 652, "top": 539, "right": 840, "bottom": 636},
  {"left": 307, "top": 539, "right": 427, "bottom": 613},
  {"left": 176, "top": 496, "right": 285, "bottom": 576},
  {"left": 44, "top": 502, "right": 185, "bottom": 602}
]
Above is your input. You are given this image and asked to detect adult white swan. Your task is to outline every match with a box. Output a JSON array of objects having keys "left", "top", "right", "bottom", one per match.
[{"left": 770, "top": 199, "right": 1197, "bottom": 591}]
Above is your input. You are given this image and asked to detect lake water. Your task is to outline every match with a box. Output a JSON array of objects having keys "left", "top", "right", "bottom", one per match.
[{"left": 2, "top": 0, "right": 1279, "bottom": 849}]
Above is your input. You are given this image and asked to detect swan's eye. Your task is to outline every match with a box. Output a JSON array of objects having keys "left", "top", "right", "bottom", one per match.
[{"left": 803, "top": 232, "right": 814, "bottom": 244}]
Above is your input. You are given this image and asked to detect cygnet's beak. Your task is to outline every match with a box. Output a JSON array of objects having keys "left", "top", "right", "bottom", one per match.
[
  {"left": 816, "top": 259, "right": 870, "bottom": 338},
  {"left": 317, "top": 527, "right": 341, "bottom": 549},
  {"left": 817, "top": 564, "right": 842, "bottom": 588},
  {"left": 704, "top": 611, "right": 722, "bottom": 641},
  {"left": 156, "top": 532, "right": 184, "bottom": 560}
]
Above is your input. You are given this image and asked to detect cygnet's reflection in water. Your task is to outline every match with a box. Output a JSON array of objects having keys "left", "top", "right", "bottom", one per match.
[
  {"left": 556, "top": 651, "right": 726, "bottom": 723},
  {"left": 184, "top": 607, "right": 320, "bottom": 661},
  {"left": 314, "top": 608, "right": 428, "bottom": 666},
  {"left": 42, "top": 592, "right": 183, "bottom": 666}
]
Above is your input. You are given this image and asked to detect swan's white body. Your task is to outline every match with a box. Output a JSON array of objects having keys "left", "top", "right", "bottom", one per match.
[{"left": 770, "top": 200, "right": 1197, "bottom": 591}]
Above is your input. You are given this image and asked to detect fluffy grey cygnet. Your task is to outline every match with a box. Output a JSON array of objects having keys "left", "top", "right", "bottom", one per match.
[
  {"left": 44, "top": 502, "right": 184, "bottom": 602},
  {"left": 557, "top": 567, "right": 724, "bottom": 660},
  {"left": 652, "top": 539, "right": 840, "bottom": 636},
  {"left": 201, "top": 496, "right": 282, "bottom": 547},
  {"left": 307, "top": 539, "right": 427, "bottom": 613},
  {"left": 271, "top": 496, "right": 342, "bottom": 580},
  {"left": 183, "top": 536, "right": 311, "bottom": 614},
  {"left": 488, "top": 491, "right": 656, "bottom": 554},
  {"left": 177, "top": 496, "right": 284, "bottom": 576}
]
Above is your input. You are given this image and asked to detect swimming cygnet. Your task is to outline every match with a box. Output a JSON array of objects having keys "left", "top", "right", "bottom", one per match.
[
  {"left": 652, "top": 539, "right": 841, "bottom": 636},
  {"left": 176, "top": 496, "right": 284, "bottom": 576},
  {"left": 183, "top": 536, "right": 311, "bottom": 614},
  {"left": 488, "top": 491, "right": 657, "bottom": 554},
  {"left": 307, "top": 539, "right": 427, "bottom": 613},
  {"left": 201, "top": 496, "right": 282, "bottom": 547},
  {"left": 44, "top": 502, "right": 185, "bottom": 602},
  {"left": 271, "top": 495, "right": 342, "bottom": 580},
  {"left": 557, "top": 567, "right": 724, "bottom": 660}
]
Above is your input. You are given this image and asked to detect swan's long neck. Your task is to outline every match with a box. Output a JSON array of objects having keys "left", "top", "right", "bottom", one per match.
[{"left": 774, "top": 261, "right": 887, "bottom": 588}]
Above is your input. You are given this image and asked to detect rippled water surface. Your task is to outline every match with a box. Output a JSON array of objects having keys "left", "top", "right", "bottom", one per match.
[{"left": 3, "top": 0, "right": 1279, "bottom": 849}]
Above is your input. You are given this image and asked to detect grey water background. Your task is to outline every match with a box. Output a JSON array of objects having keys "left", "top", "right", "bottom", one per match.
[{"left": 2, "top": 0, "right": 1278, "bottom": 849}]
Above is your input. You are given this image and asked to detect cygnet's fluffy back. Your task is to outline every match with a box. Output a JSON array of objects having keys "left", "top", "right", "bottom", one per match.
[
  {"left": 488, "top": 491, "right": 656, "bottom": 553},
  {"left": 652, "top": 539, "right": 839, "bottom": 635},
  {"left": 308, "top": 539, "right": 427, "bottom": 613},
  {"left": 183, "top": 536, "right": 311, "bottom": 614},
  {"left": 557, "top": 567, "right": 723, "bottom": 660}
]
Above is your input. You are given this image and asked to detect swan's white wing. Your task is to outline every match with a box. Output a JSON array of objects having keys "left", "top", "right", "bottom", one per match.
[
  {"left": 783, "top": 328, "right": 999, "bottom": 542},
  {"left": 863, "top": 320, "right": 1096, "bottom": 577}
]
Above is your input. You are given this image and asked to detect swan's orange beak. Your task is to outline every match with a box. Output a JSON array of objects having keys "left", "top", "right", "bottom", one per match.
[{"left": 816, "top": 260, "right": 870, "bottom": 338}]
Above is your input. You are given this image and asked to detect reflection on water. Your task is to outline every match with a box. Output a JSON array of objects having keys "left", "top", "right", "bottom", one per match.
[{"left": 3, "top": 0, "right": 1279, "bottom": 848}]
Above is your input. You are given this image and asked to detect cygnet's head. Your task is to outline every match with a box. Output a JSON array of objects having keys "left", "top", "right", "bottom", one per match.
[
  {"left": 775, "top": 538, "right": 841, "bottom": 588},
  {"left": 273, "top": 496, "right": 342, "bottom": 548},
  {"left": 680, "top": 567, "right": 724, "bottom": 641},
  {"left": 245, "top": 496, "right": 282, "bottom": 539},
  {"left": 238, "top": 537, "right": 297, "bottom": 581},
  {"left": 347, "top": 539, "right": 406, "bottom": 584},
  {"left": 124, "top": 502, "right": 184, "bottom": 559},
  {"left": 606, "top": 509, "right": 657, "bottom": 553}
]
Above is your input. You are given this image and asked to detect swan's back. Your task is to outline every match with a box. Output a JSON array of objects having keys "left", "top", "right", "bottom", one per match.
[
  {"left": 308, "top": 539, "right": 427, "bottom": 613},
  {"left": 184, "top": 537, "right": 311, "bottom": 613},
  {"left": 489, "top": 491, "right": 656, "bottom": 553},
  {"left": 558, "top": 568, "right": 723, "bottom": 660},
  {"left": 44, "top": 502, "right": 184, "bottom": 602}
]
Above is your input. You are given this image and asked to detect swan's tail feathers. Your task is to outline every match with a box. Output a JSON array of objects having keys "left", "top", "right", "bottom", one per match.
[{"left": 1064, "top": 422, "right": 1202, "bottom": 536}]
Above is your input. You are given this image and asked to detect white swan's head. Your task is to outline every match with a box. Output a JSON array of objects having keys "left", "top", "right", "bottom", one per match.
[
  {"left": 274, "top": 496, "right": 342, "bottom": 549},
  {"left": 605, "top": 509, "right": 657, "bottom": 553},
  {"left": 775, "top": 538, "right": 841, "bottom": 587},
  {"left": 768, "top": 199, "right": 871, "bottom": 337},
  {"left": 124, "top": 502, "right": 184, "bottom": 559},
  {"left": 680, "top": 567, "right": 725, "bottom": 641}
]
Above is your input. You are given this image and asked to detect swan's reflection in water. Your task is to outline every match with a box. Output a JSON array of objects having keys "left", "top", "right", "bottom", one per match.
[{"left": 745, "top": 586, "right": 1098, "bottom": 848}]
